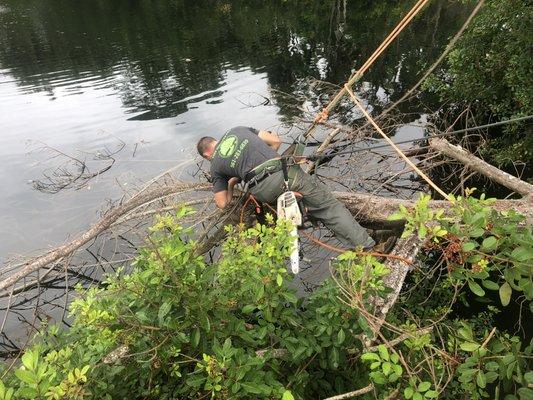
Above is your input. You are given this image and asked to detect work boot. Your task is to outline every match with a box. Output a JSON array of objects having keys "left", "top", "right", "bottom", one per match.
[
  {"left": 368, "top": 229, "right": 396, "bottom": 244},
  {"left": 371, "top": 235, "right": 397, "bottom": 255}
]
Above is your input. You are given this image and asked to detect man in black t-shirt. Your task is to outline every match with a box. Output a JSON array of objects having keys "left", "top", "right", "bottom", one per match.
[{"left": 197, "top": 126, "right": 376, "bottom": 250}]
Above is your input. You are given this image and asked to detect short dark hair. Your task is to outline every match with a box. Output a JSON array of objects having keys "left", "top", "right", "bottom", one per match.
[{"left": 196, "top": 136, "right": 216, "bottom": 157}]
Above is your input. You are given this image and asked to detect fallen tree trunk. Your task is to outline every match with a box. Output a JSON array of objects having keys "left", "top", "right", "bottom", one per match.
[
  {"left": 334, "top": 191, "right": 532, "bottom": 228},
  {"left": 429, "top": 137, "right": 533, "bottom": 200},
  {"left": 375, "top": 234, "right": 421, "bottom": 316},
  {"left": 1, "top": 186, "right": 530, "bottom": 292}
]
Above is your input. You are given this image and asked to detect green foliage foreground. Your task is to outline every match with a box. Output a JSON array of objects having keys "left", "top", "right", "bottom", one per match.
[{"left": 0, "top": 194, "right": 532, "bottom": 399}]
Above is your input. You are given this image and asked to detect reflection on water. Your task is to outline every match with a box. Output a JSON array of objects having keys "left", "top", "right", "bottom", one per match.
[{"left": 0, "top": 0, "right": 471, "bottom": 261}]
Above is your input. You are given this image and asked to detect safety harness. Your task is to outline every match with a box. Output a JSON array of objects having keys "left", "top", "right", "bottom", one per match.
[{"left": 243, "top": 136, "right": 308, "bottom": 274}]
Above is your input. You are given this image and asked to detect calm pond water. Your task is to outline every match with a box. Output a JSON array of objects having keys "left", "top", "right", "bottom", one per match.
[{"left": 0, "top": 0, "right": 471, "bottom": 263}]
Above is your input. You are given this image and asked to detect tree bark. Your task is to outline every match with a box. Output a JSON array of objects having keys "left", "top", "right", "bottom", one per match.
[
  {"left": 429, "top": 137, "right": 533, "bottom": 200},
  {"left": 334, "top": 191, "right": 532, "bottom": 228},
  {"left": 1, "top": 186, "right": 530, "bottom": 292}
]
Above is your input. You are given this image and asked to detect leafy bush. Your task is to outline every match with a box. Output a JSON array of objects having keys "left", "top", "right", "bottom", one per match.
[
  {"left": 424, "top": 0, "right": 533, "bottom": 165},
  {"left": 390, "top": 189, "right": 532, "bottom": 399},
  {"left": 0, "top": 209, "right": 387, "bottom": 399},
  {"left": 1, "top": 195, "right": 531, "bottom": 399}
]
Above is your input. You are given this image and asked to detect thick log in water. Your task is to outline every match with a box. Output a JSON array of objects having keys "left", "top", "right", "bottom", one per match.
[
  {"left": 429, "top": 137, "right": 533, "bottom": 199},
  {"left": 334, "top": 191, "right": 533, "bottom": 228},
  {"left": 0, "top": 186, "right": 530, "bottom": 292}
]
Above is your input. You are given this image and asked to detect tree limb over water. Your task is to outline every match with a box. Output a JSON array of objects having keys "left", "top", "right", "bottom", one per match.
[
  {"left": 429, "top": 137, "right": 533, "bottom": 200},
  {"left": 1, "top": 184, "right": 530, "bottom": 294}
]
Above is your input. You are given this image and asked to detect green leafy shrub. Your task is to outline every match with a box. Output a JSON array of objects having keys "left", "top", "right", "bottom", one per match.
[
  {"left": 423, "top": 0, "right": 533, "bottom": 165},
  {"left": 0, "top": 209, "right": 389, "bottom": 399},
  {"left": 1, "top": 195, "right": 531, "bottom": 399},
  {"left": 389, "top": 190, "right": 532, "bottom": 399}
]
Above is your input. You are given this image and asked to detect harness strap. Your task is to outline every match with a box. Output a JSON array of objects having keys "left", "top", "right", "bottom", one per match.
[{"left": 280, "top": 158, "right": 290, "bottom": 189}]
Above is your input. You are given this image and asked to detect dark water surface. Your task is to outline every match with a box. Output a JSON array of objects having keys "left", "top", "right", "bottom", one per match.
[{"left": 0, "top": 0, "right": 471, "bottom": 262}]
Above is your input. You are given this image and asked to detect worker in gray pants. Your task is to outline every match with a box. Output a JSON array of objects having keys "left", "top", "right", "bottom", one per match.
[
  {"left": 196, "top": 126, "right": 375, "bottom": 250},
  {"left": 248, "top": 167, "right": 375, "bottom": 249}
]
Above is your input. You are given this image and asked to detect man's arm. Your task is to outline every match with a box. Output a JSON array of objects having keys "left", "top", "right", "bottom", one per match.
[
  {"left": 258, "top": 130, "right": 282, "bottom": 152},
  {"left": 213, "top": 177, "right": 240, "bottom": 209}
]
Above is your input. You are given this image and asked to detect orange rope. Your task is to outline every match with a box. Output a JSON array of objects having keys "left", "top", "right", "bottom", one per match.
[
  {"left": 240, "top": 194, "right": 262, "bottom": 223},
  {"left": 299, "top": 0, "right": 431, "bottom": 133},
  {"left": 300, "top": 231, "right": 412, "bottom": 265}
]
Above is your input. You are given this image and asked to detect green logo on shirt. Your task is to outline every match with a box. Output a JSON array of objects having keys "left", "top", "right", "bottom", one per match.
[{"left": 218, "top": 135, "right": 238, "bottom": 158}]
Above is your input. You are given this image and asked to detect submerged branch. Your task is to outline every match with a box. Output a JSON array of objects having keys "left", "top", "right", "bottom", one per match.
[{"left": 0, "top": 182, "right": 211, "bottom": 292}]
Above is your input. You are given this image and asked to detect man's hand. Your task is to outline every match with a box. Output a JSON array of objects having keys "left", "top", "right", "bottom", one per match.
[
  {"left": 228, "top": 177, "right": 240, "bottom": 187},
  {"left": 214, "top": 177, "right": 241, "bottom": 209}
]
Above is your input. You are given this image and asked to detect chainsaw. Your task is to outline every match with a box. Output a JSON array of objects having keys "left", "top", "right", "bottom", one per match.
[{"left": 277, "top": 191, "right": 302, "bottom": 274}]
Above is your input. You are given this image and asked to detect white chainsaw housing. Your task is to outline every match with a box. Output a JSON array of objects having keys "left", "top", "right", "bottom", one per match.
[{"left": 277, "top": 191, "right": 302, "bottom": 274}]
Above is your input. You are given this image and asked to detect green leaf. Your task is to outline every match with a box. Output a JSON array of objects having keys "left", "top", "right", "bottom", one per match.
[
  {"left": 457, "top": 325, "right": 473, "bottom": 340},
  {"left": 191, "top": 328, "right": 200, "bottom": 348},
  {"left": 186, "top": 373, "right": 205, "bottom": 388},
  {"left": 369, "top": 371, "right": 387, "bottom": 385},
  {"left": 470, "top": 228, "right": 485, "bottom": 238},
  {"left": 330, "top": 347, "right": 339, "bottom": 369},
  {"left": 222, "top": 338, "right": 232, "bottom": 354},
  {"left": 382, "top": 362, "right": 391, "bottom": 376},
  {"left": 425, "top": 390, "right": 438, "bottom": 398},
  {"left": 370, "top": 361, "right": 381, "bottom": 370},
  {"left": 377, "top": 344, "right": 389, "bottom": 361},
  {"left": 485, "top": 371, "right": 499, "bottom": 383},
  {"left": 18, "top": 387, "right": 38, "bottom": 398},
  {"left": 276, "top": 274, "right": 283, "bottom": 286},
  {"left": 476, "top": 371, "right": 487, "bottom": 389},
  {"left": 388, "top": 372, "right": 400, "bottom": 382},
  {"left": 388, "top": 212, "right": 405, "bottom": 221},
  {"left": 14, "top": 369, "right": 37, "bottom": 385},
  {"left": 413, "top": 392, "right": 424, "bottom": 400},
  {"left": 481, "top": 236, "right": 498, "bottom": 251},
  {"left": 255, "top": 285, "right": 265, "bottom": 301},
  {"left": 525, "top": 371, "right": 533, "bottom": 384},
  {"left": 507, "top": 361, "right": 517, "bottom": 379},
  {"left": 462, "top": 242, "right": 477, "bottom": 252},
  {"left": 158, "top": 302, "right": 171, "bottom": 323},
  {"left": 282, "top": 292, "right": 298, "bottom": 304},
  {"left": 241, "top": 382, "right": 263, "bottom": 394},
  {"left": 337, "top": 329, "right": 345, "bottom": 345},
  {"left": 393, "top": 364, "right": 403, "bottom": 376},
  {"left": 517, "top": 387, "right": 533, "bottom": 400},
  {"left": 404, "top": 387, "right": 414, "bottom": 399},
  {"left": 485, "top": 361, "right": 499, "bottom": 371},
  {"left": 242, "top": 305, "right": 255, "bottom": 314},
  {"left": 468, "top": 281, "right": 485, "bottom": 297},
  {"left": 202, "top": 315, "right": 211, "bottom": 333},
  {"left": 499, "top": 282, "right": 512, "bottom": 306},
  {"left": 511, "top": 246, "right": 532, "bottom": 262},
  {"left": 361, "top": 353, "right": 380, "bottom": 362},
  {"left": 282, "top": 390, "right": 295, "bottom": 400},
  {"left": 482, "top": 280, "right": 499, "bottom": 290},
  {"left": 460, "top": 342, "right": 480, "bottom": 352},
  {"left": 418, "top": 381, "right": 431, "bottom": 392},
  {"left": 21, "top": 351, "right": 38, "bottom": 371}
]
